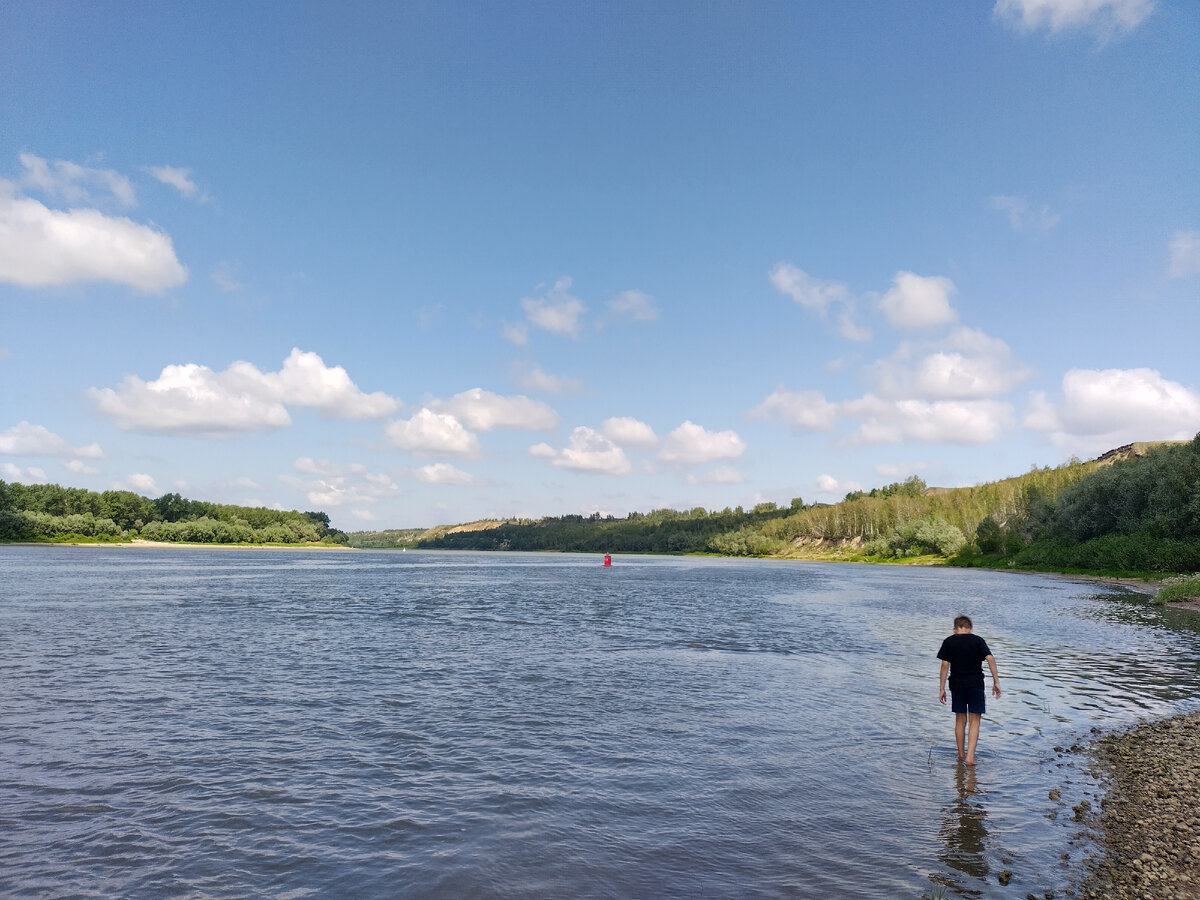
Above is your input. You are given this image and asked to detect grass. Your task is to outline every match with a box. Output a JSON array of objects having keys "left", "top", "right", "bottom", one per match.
[{"left": 1154, "top": 575, "right": 1200, "bottom": 605}]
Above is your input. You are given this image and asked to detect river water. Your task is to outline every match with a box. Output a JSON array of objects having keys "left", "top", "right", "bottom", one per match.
[{"left": 2, "top": 547, "right": 1199, "bottom": 898}]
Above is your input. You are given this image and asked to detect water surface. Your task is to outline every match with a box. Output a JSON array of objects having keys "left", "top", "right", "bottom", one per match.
[{"left": 2, "top": 547, "right": 1199, "bottom": 897}]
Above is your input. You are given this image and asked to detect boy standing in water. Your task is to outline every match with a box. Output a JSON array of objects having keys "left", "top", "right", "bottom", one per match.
[{"left": 937, "top": 615, "right": 1001, "bottom": 766}]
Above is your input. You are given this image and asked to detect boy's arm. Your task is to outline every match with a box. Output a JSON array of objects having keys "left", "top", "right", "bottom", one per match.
[
  {"left": 986, "top": 654, "right": 1001, "bottom": 698},
  {"left": 938, "top": 659, "right": 949, "bottom": 704}
]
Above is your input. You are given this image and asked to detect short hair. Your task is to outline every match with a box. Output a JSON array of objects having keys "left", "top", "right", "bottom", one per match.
[{"left": 954, "top": 614, "right": 973, "bottom": 630}]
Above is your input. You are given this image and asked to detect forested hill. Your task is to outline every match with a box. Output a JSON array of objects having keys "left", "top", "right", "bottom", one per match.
[
  {"left": 348, "top": 437, "right": 1200, "bottom": 577},
  {"left": 0, "top": 481, "right": 345, "bottom": 545}
]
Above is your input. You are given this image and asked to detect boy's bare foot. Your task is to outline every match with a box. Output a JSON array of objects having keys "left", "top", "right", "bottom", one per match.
[{"left": 965, "top": 759, "right": 976, "bottom": 766}]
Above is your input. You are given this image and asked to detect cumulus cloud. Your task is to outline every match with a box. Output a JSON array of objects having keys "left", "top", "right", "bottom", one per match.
[
  {"left": 748, "top": 388, "right": 838, "bottom": 431},
  {"left": 842, "top": 395, "right": 1015, "bottom": 445},
  {"left": 146, "top": 165, "right": 201, "bottom": 199},
  {"left": 994, "top": 0, "right": 1154, "bottom": 35},
  {"left": 19, "top": 152, "right": 136, "bottom": 207},
  {"left": 91, "top": 349, "right": 397, "bottom": 437},
  {"left": 414, "top": 463, "right": 475, "bottom": 485},
  {"left": 0, "top": 421, "right": 105, "bottom": 458},
  {"left": 659, "top": 421, "right": 747, "bottom": 465},
  {"left": 989, "top": 195, "right": 1060, "bottom": 232},
  {"left": 769, "top": 262, "right": 849, "bottom": 313},
  {"left": 279, "top": 464, "right": 398, "bottom": 507},
  {"left": 432, "top": 388, "right": 557, "bottom": 431},
  {"left": 869, "top": 327, "right": 1031, "bottom": 400},
  {"left": 386, "top": 409, "right": 481, "bottom": 457},
  {"left": 529, "top": 427, "right": 631, "bottom": 475},
  {"left": 816, "top": 473, "right": 863, "bottom": 496},
  {"left": 63, "top": 459, "right": 101, "bottom": 476},
  {"left": 514, "top": 364, "right": 583, "bottom": 395},
  {"left": 878, "top": 272, "right": 958, "bottom": 330},
  {"left": 601, "top": 416, "right": 658, "bottom": 447},
  {"left": 608, "top": 289, "right": 659, "bottom": 321},
  {"left": 1, "top": 462, "right": 47, "bottom": 483},
  {"left": 124, "top": 473, "right": 159, "bottom": 495},
  {"left": 519, "top": 277, "right": 586, "bottom": 338},
  {"left": 1024, "top": 367, "right": 1200, "bottom": 452},
  {"left": 1168, "top": 230, "right": 1200, "bottom": 278},
  {"left": 686, "top": 466, "right": 746, "bottom": 485},
  {"left": 0, "top": 184, "right": 187, "bottom": 292}
]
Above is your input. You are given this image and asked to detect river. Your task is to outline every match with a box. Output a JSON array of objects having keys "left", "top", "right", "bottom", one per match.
[{"left": 2, "top": 547, "right": 1199, "bottom": 897}]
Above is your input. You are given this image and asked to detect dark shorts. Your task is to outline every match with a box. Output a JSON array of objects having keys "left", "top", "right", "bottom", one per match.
[{"left": 951, "top": 687, "right": 986, "bottom": 715}]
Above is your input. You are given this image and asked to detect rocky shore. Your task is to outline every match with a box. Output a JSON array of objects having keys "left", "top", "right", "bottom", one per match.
[{"left": 1079, "top": 712, "right": 1200, "bottom": 898}]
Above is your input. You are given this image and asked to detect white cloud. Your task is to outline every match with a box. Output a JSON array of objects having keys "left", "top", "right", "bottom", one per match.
[
  {"left": 211, "top": 262, "right": 242, "bottom": 292},
  {"left": 869, "top": 327, "right": 1030, "bottom": 400},
  {"left": 1, "top": 462, "right": 48, "bottom": 483},
  {"left": 433, "top": 388, "right": 557, "bottom": 431},
  {"left": 514, "top": 364, "right": 583, "bottom": 395},
  {"left": 1168, "top": 230, "right": 1200, "bottom": 278},
  {"left": 0, "top": 421, "right": 105, "bottom": 459},
  {"left": 19, "top": 152, "right": 136, "bottom": 207},
  {"left": 748, "top": 388, "right": 838, "bottom": 431},
  {"left": 842, "top": 395, "right": 1015, "bottom": 445},
  {"left": 414, "top": 463, "right": 474, "bottom": 485},
  {"left": 659, "top": 421, "right": 747, "bottom": 465},
  {"left": 994, "top": 0, "right": 1154, "bottom": 35},
  {"left": 878, "top": 272, "right": 958, "bottom": 330},
  {"left": 601, "top": 416, "right": 658, "bottom": 447},
  {"left": 64, "top": 459, "right": 101, "bottom": 476},
  {"left": 293, "top": 457, "right": 368, "bottom": 477},
  {"left": 836, "top": 301, "right": 872, "bottom": 342},
  {"left": 351, "top": 509, "right": 377, "bottom": 522},
  {"left": 686, "top": 466, "right": 746, "bottom": 485},
  {"left": 816, "top": 473, "right": 863, "bottom": 496},
  {"left": 530, "top": 427, "right": 631, "bottom": 475},
  {"left": 769, "top": 262, "right": 849, "bottom": 314},
  {"left": 280, "top": 459, "right": 398, "bottom": 508},
  {"left": 608, "top": 289, "right": 659, "bottom": 321},
  {"left": 989, "top": 195, "right": 1060, "bottom": 232},
  {"left": 125, "top": 473, "right": 159, "bottom": 495},
  {"left": 146, "top": 165, "right": 201, "bottom": 199},
  {"left": 501, "top": 322, "right": 530, "bottom": 345},
  {"left": 91, "top": 348, "right": 397, "bottom": 436},
  {"left": 519, "top": 277, "right": 586, "bottom": 338},
  {"left": 386, "top": 409, "right": 481, "bottom": 457},
  {"left": 1024, "top": 367, "right": 1200, "bottom": 452},
  {"left": 0, "top": 184, "right": 187, "bottom": 292}
]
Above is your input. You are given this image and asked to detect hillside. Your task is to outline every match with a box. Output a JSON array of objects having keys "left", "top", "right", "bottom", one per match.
[{"left": 347, "top": 438, "right": 1200, "bottom": 579}]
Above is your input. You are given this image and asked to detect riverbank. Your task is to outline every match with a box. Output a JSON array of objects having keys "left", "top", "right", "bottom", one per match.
[
  {"left": 1079, "top": 712, "right": 1200, "bottom": 898},
  {"left": 1, "top": 539, "right": 355, "bottom": 551}
]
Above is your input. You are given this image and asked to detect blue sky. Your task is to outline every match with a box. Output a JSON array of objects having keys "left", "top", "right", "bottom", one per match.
[{"left": 2, "top": 0, "right": 1198, "bottom": 529}]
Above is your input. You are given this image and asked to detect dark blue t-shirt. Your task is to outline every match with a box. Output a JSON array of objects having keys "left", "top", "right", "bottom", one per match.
[{"left": 937, "top": 633, "right": 992, "bottom": 691}]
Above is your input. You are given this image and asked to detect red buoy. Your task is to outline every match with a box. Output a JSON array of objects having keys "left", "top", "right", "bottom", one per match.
[{"left": 603, "top": 553, "right": 612, "bottom": 567}]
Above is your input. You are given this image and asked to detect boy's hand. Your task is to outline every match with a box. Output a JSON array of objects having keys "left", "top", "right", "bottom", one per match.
[
  {"left": 938, "top": 687, "right": 947, "bottom": 704},
  {"left": 992, "top": 684, "right": 1002, "bottom": 699}
]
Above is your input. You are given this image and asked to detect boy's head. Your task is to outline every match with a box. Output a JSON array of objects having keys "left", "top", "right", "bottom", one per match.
[{"left": 953, "top": 614, "right": 973, "bottom": 632}]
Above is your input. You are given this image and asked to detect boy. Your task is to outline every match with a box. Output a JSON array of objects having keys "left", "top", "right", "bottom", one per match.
[{"left": 937, "top": 615, "right": 1001, "bottom": 766}]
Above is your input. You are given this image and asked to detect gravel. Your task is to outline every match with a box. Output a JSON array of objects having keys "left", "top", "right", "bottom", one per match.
[{"left": 1079, "top": 712, "right": 1200, "bottom": 899}]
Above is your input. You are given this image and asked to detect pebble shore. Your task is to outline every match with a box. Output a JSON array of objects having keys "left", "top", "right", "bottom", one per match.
[{"left": 1079, "top": 712, "right": 1200, "bottom": 899}]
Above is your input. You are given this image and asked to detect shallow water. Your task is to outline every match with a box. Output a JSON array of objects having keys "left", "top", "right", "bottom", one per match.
[{"left": 2, "top": 547, "right": 1199, "bottom": 897}]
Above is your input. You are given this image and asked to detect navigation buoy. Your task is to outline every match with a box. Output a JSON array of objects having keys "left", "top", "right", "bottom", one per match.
[{"left": 603, "top": 553, "right": 612, "bottom": 567}]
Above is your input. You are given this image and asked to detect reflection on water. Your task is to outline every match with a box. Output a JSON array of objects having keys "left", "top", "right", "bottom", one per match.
[
  {"left": 1, "top": 548, "right": 1199, "bottom": 898},
  {"left": 937, "top": 765, "right": 989, "bottom": 895}
]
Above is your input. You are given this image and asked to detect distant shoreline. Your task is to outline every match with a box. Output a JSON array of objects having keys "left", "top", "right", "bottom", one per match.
[{"left": 1, "top": 539, "right": 357, "bottom": 551}]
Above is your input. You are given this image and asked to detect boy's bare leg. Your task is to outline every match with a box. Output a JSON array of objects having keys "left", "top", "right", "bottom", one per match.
[
  {"left": 954, "top": 713, "right": 967, "bottom": 760},
  {"left": 965, "top": 713, "right": 982, "bottom": 766}
]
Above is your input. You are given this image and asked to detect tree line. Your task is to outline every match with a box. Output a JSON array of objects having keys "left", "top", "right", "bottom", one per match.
[{"left": 0, "top": 482, "right": 345, "bottom": 545}]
